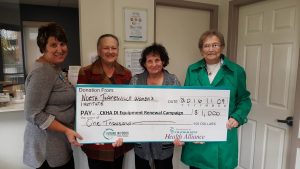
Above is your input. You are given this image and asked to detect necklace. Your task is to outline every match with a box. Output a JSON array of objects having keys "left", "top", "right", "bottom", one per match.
[
  {"left": 58, "top": 71, "right": 73, "bottom": 88},
  {"left": 206, "top": 61, "right": 221, "bottom": 76}
]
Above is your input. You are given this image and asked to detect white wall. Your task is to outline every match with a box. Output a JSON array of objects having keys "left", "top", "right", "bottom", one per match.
[
  {"left": 79, "top": 0, "right": 115, "bottom": 66},
  {"left": 22, "top": 21, "right": 49, "bottom": 74},
  {"left": 113, "top": 0, "right": 155, "bottom": 65},
  {"left": 79, "top": 0, "right": 155, "bottom": 67},
  {"left": 79, "top": 0, "right": 229, "bottom": 66},
  {"left": 191, "top": 0, "right": 230, "bottom": 54}
]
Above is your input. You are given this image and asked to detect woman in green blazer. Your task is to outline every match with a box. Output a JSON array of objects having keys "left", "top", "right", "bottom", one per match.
[{"left": 180, "top": 30, "right": 252, "bottom": 169}]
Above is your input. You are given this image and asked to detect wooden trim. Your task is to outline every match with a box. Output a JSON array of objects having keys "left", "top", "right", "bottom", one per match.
[
  {"left": 291, "top": 47, "right": 300, "bottom": 169},
  {"left": 227, "top": 0, "right": 265, "bottom": 61},
  {"left": 0, "top": 37, "right": 3, "bottom": 81},
  {"left": 154, "top": 0, "right": 219, "bottom": 42},
  {"left": 154, "top": 0, "right": 157, "bottom": 41}
]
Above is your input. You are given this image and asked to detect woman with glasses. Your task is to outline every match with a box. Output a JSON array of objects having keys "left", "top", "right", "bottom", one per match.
[{"left": 180, "top": 30, "right": 252, "bottom": 169}]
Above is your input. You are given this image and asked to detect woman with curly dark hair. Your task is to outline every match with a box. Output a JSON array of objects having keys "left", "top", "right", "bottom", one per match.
[{"left": 130, "top": 43, "right": 181, "bottom": 169}]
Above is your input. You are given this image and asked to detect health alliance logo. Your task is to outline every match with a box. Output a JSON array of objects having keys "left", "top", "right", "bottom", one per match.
[
  {"left": 103, "top": 128, "right": 116, "bottom": 140},
  {"left": 166, "top": 127, "right": 204, "bottom": 140},
  {"left": 170, "top": 127, "right": 176, "bottom": 134}
]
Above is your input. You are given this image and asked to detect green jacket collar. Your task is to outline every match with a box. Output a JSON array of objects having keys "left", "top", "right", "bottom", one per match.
[
  {"left": 189, "top": 54, "right": 235, "bottom": 86},
  {"left": 189, "top": 54, "right": 235, "bottom": 73}
]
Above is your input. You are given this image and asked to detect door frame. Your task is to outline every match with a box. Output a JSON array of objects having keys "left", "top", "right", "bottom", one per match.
[
  {"left": 154, "top": 0, "right": 218, "bottom": 41},
  {"left": 227, "top": 0, "right": 300, "bottom": 168},
  {"left": 227, "top": 0, "right": 266, "bottom": 61},
  {"left": 291, "top": 47, "right": 300, "bottom": 169}
]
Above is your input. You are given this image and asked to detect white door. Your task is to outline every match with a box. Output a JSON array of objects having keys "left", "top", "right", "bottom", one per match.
[
  {"left": 156, "top": 4, "right": 210, "bottom": 169},
  {"left": 22, "top": 21, "right": 49, "bottom": 73},
  {"left": 236, "top": 0, "right": 299, "bottom": 169}
]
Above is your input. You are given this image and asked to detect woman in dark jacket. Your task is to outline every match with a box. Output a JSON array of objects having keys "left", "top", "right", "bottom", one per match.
[{"left": 77, "top": 34, "right": 132, "bottom": 169}]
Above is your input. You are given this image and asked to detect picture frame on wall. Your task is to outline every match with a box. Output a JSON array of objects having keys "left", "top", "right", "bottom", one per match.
[
  {"left": 124, "top": 8, "right": 147, "bottom": 42},
  {"left": 124, "top": 48, "right": 144, "bottom": 75}
]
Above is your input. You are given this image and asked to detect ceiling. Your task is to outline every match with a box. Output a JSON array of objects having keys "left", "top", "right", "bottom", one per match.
[{"left": 0, "top": 0, "right": 78, "bottom": 8}]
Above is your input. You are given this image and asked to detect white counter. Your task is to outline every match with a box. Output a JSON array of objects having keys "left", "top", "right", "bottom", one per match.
[
  {"left": 0, "top": 106, "right": 31, "bottom": 169},
  {"left": 0, "top": 103, "right": 187, "bottom": 169},
  {"left": 0, "top": 103, "right": 135, "bottom": 169},
  {"left": 0, "top": 102, "right": 24, "bottom": 113}
]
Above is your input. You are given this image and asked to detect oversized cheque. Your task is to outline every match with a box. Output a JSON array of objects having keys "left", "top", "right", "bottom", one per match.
[{"left": 76, "top": 84, "right": 230, "bottom": 143}]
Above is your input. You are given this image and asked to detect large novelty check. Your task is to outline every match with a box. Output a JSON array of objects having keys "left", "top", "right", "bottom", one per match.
[{"left": 76, "top": 84, "right": 230, "bottom": 143}]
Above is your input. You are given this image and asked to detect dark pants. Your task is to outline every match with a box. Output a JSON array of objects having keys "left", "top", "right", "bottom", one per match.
[
  {"left": 135, "top": 154, "right": 173, "bottom": 169},
  {"left": 87, "top": 155, "right": 124, "bottom": 169},
  {"left": 37, "top": 157, "right": 74, "bottom": 169}
]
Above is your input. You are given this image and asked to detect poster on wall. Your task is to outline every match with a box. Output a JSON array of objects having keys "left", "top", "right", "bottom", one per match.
[
  {"left": 124, "top": 8, "right": 147, "bottom": 42},
  {"left": 68, "top": 66, "right": 81, "bottom": 86},
  {"left": 124, "top": 48, "right": 144, "bottom": 75}
]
